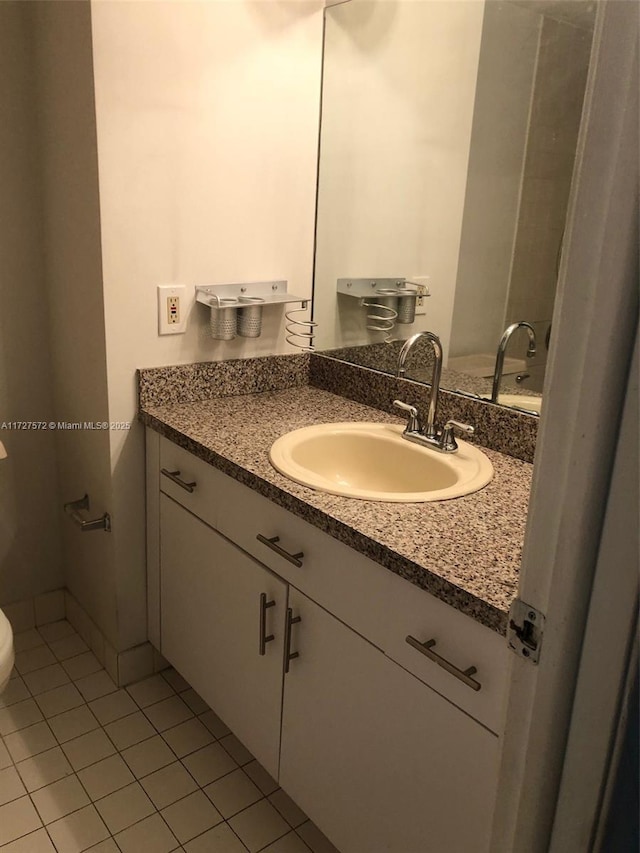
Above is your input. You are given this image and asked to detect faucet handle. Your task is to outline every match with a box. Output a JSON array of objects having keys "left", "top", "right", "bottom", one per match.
[
  {"left": 393, "top": 400, "right": 421, "bottom": 433},
  {"left": 440, "top": 420, "right": 475, "bottom": 452}
]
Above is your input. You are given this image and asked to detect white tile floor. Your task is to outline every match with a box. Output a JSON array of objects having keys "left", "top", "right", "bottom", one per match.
[{"left": 0, "top": 621, "right": 340, "bottom": 853}]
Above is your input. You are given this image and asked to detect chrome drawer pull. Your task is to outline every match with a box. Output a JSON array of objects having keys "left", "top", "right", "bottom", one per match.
[
  {"left": 284, "top": 607, "right": 302, "bottom": 673},
  {"left": 256, "top": 534, "right": 304, "bottom": 568},
  {"left": 259, "top": 593, "right": 276, "bottom": 656},
  {"left": 161, "top": 469, "right": 197, "bottom": 493},
  {"left": 405, "top": 635, "right": 481, "bottom": 692}
]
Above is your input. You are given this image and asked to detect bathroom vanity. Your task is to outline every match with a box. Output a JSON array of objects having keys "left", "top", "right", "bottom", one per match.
[{"left": 141, "top": 375, "right": 532, "bottom": 853}]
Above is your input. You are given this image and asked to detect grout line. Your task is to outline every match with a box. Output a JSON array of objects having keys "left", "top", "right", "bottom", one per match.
[
  {"left": 1, "top": 631, "right": 311, "bottom": 853},
  {"left": 43, "top": 823, "right": 63, "bottom": 853}
]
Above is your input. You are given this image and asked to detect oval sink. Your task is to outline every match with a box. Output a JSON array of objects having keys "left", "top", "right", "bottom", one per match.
[
  {"left": 269, "top": 423, "right": 493, "bottom": 502},
  {"left": 497, "top": 394, "right": 542, "bottom": 415}
]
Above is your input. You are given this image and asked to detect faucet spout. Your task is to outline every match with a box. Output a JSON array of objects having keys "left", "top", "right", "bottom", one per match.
[
  {"left": 394, "top": 330, "right": 476, "bottom": 453},
  {"left": 491, "top": 322, "right": 537, "bottom": 403},
  {"left": 396, "top": 331, "right": 443, "bottom": 438}
]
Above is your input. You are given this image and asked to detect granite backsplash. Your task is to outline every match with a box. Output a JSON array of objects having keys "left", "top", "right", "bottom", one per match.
[{"left": 138, "top": 352, "right": 538, "bottom": 463}]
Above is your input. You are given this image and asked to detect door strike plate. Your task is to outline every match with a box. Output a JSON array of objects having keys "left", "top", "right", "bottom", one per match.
[{"left": 507, "top": 599, "right": 545, "bottom": 664}]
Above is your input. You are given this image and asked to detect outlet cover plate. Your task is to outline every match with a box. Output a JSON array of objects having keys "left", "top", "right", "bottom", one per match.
[{"left": 412, "top": 276, "right": 430, "bottom": 315}]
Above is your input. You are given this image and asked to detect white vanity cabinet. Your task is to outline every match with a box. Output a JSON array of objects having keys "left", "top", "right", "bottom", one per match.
[
  {"left": 147, "top": 430, "right": 506, "bottom": 853},
  {"left": 280, "top": 587, "right": 498, "bottom": 853}
]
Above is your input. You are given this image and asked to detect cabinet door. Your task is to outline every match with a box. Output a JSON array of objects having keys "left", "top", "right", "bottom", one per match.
[
  {"left": 280, "top": 589, "right": 499, "bottom": 853},
  {"left": 160, "top": 494, "right": 286, "bottom": 778}
]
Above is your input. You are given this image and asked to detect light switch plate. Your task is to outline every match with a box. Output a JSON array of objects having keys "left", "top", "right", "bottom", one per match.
[{"left": 157, "top": 284, "right": 187, "bottom": 335}]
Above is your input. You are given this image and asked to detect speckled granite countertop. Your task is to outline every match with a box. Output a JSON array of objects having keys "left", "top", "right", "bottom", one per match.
[{"left": 140, "top": 385, "right": 532, "bottom": 635}]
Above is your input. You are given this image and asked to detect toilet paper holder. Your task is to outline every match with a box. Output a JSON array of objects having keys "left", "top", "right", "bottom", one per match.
[{"left": 64, "top": 494, "right": 111, "bottom": 533}]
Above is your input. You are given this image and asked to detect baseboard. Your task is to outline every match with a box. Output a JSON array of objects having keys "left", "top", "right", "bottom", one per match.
[
  {"left": 1, "top": 588, "right": 168, "bottom": 687},
  {"left": 1, "top": 590, "right": 66, "bottom": 632}
]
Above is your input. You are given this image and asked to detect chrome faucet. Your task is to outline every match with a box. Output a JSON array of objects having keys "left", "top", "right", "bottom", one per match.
[
  {"left": 395, "top": 330, "right": 474, "bottom": 453},
  {"left": 491, "top": 322, "right": 537, "bottom": 404},
  {"left": 396, "top": 331, "right": 442, "bottom": 438}
]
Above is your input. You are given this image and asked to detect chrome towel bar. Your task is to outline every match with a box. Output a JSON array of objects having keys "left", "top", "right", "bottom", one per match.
[{"left": 64, "top": 494, "right": 111, "bottom": 533}]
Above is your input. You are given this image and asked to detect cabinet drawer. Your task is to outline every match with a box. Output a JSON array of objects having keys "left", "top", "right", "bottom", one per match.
[
  {"left": 159, "top": 438, "right": 223, "bottom": 530},
  {"left": 380, "top": 570, "right": 509, "bottom": 733}
]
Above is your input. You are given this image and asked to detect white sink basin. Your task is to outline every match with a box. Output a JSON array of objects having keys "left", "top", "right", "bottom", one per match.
[
  {"left": 269, "top": 423, "right": 493, "bottom": 502},
  {"left": 497, "top": 394, "right": 542, "bottom": 415}
]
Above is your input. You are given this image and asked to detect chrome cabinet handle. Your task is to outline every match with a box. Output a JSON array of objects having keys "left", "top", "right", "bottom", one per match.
[
  {"left": 259, "top": 593, "right": 276, "bottom": 656},
  {"left": 405, "top": 635, "right": 481, "bottom": 692},
  {"left": 160, "top": 469, "right": 197, "bottom": 493},
  {"left": 256, "top": 534, "right": 304, "bottom": 568},
  {"left": 284, "top": 607, "right": 302, "bottom": 673}
]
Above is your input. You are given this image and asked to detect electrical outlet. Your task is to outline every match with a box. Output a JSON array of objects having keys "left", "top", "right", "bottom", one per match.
[
  {"left": 157, "top": 285, "right": 187, "bottom": 335},
  {"left": 412, "top": 276, "right": 430, "bottom": 315},
  {"left": 167, "top": 296, "right": 180, "bottom": 325}
]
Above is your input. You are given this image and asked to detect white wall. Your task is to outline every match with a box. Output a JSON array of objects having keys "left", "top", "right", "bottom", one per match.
[
  {"left": 89, "top": 0, "right": 325, "bottom": 649},
  {"left": 30, "top": 1, "right": 119, "bottom": 643},
  {"left": 313, "top": 0, "right": 485, "bottom": 359},
  {"left": 0, "top": 3, "right": 63, "bottom": 606},
  {"left": 7, "top": 0, "right": 325, "bottom": 649}
]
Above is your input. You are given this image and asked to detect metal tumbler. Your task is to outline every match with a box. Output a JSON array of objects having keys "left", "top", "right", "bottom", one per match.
[
  {"left": 209, "top": 297, "right": 239, "bottom": 340},
  {"left": 237, "top": 296, "right": 265, "bottom": 338},
  {"left": 396, "top": 288, "right": 417, "bottom": 324}
]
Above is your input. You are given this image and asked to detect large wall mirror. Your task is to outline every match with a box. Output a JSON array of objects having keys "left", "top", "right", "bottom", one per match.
[{"left": 312, "top": 0, "right": 596, "bottom": 415}]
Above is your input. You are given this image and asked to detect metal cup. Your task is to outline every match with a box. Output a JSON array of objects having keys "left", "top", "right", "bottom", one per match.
[
  {"left": 373, "top": 288, "right": 400, "bottom": 315},
  {"left": 209, "top": 297, "right": 238, "bottom": 340},
  {"left": 237, "top": 296, "right": 265, "bottom": 338},
  {"left": 396, "top": 288, "right": 417, "bottom": 324}
]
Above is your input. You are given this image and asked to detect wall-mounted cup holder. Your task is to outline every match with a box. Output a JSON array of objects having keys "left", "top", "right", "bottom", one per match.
[
  {"left": 336, "top": 278, "right": 429, "bottom": 339},
  {"left": 196, "top": 282, "right": 310, "bottom": 346}
]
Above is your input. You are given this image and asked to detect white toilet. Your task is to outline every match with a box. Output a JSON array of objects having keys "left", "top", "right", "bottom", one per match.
[
  {"left": 0, "top": 608, "right": 14, "bottom": 693},
  {"left": 0, "top": 440, "right": 15, "bottom": 692}
]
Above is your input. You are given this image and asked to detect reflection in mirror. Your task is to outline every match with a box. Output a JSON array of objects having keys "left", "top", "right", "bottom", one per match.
[{"left": 312, "top": 0, "right": 595, "bottom": 414}]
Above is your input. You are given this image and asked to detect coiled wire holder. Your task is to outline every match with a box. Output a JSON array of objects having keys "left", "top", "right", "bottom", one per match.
[
  {"left": 363, "top": 289, "right": 399, "bottom": 342},
  {"left": 285, "top": 304, "right": 316, "bottom": 351},
  {"left": 196, "top": 282, "right": 314, "bottom": 349},
  {"left": 337, "top": 278, "right": 430, "bottom": 342}
]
